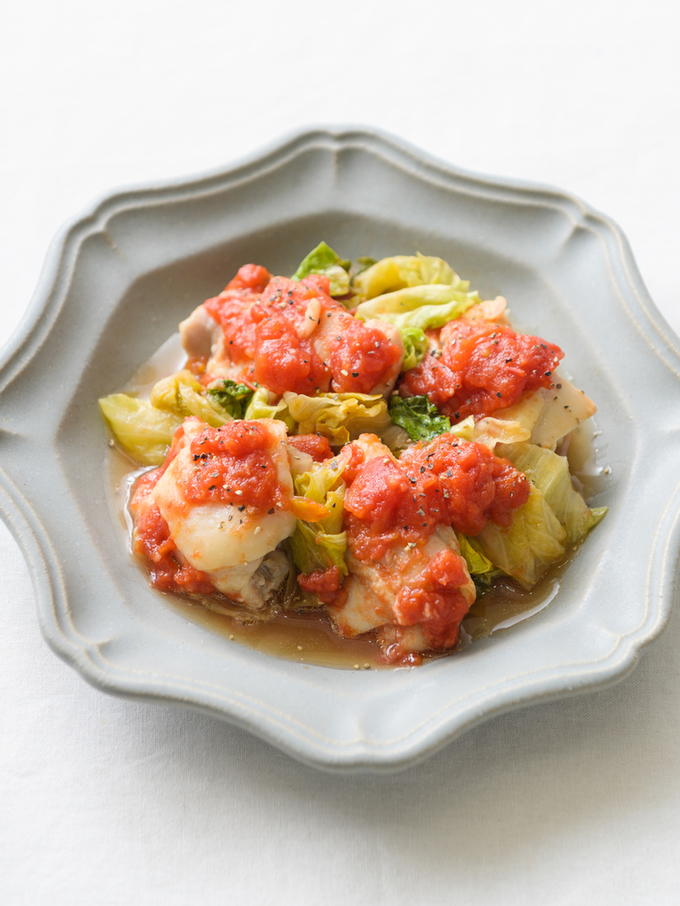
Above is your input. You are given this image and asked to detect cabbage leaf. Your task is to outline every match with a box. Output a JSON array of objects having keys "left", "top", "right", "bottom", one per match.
[
  {"left": 290, "top": 457, "right": 349, "bottom": 578},
  {"left": 388, "top": 395, "right": 451, "bottom": 442},
  {"left": 497, "top": 442, "right": 607, "bottom": 545},
  {"left": 292, "top": 241, "right": 351, "bottom": 297},
  {"left": 206, "top": 378, "right": 255, "bottom": 420},
  {"left": 475, "top": 486, "right": 567, "bottom": 589},
  {"left": 99, "top": 394, "right": 183, "bottom": 465},
  {"left": 351, "top": 254, "right": 462, "bottom": 301},
  {"left": 150, "top": 370, "right": 229, "bottom": 427}
]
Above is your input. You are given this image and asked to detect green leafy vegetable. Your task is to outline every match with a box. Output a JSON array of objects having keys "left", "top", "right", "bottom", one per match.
[
  {"left": 207, "top": 379, "right": 255, "bottom": 420},
  {"left": 456, "top": 533, "right": 501, "bottom": 585},
  {"left": 351, "top": 254, "right": 461, "bottom": 301},
  {"left": 401, "top": 326, "right": 429, "bottom": 370},
  {"left": 99, "top": 394, "right": 183, "bottom": 465},
  {"left": 497, "top": 442, "right": 607, "bottom": 545},
  {"left": 292, "top": 241, "right": 351, "bottom": 297},
  {"left": 283, "top": 391, "right": 395, "bottom": 446},
  {"left": 150, "top": 370, "right": 228, "bottom": 427},
  {"left": 388, "top": 395, "right": 451, "bottom": 443},
  {"left": 475, "top": 486, "right": 567, "bottom": 589},
  {"left": 354, "top": 285, "right": 479, "bottom": 331},
  {"left": 290, "top": 457, "right": 349, "bottom": 578},
  {"left": 244, "top": 387, "right": 297, "bottom": 431}
]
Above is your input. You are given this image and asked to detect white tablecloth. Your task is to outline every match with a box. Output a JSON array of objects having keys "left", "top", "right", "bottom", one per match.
[{"left": 2, "top": 2, "right": 680, "bottom": 903}]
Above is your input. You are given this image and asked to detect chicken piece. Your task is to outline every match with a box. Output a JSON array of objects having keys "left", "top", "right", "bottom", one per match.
[
  {"left": 179, "top": 265, "right": 404, "bottom": 397},
  {"left": 147, "top": 417, "right": 297, "bottom": 614},
  {"left": 326, "top": 435, "right": 476, "bottom": 664}
]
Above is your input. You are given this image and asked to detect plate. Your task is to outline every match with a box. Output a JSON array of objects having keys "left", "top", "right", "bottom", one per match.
[{"left": 1, "top": 126, "right": 679, "bottom": 773}]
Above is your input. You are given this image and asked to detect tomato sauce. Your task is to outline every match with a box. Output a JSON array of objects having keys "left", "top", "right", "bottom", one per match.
[
  {"left": 329, "top": 318, "right": 403, "bottom": 393},
  {"left": 201, "top": 266, "right": 402, "bottom": 396},
  {"left": 286, "top": 433, "right": 333, "bottom": 461},
  {"left": 344, "top": 435, "right": 529, "bottom": 561},
  {"left": 400, "top": 321, "right": 563, "bottom": 421},
  {"left": 393, "top": 549, "right": 471, "bottom": 650},
  {"left": 297, "top": 565, "right": 343, "bottom": 604},
  {"left": 129, "top": 466, "right": 215, "bottom": 595},
  {"left": 184, "top": 420, "right": 287, "bottom": 511}
]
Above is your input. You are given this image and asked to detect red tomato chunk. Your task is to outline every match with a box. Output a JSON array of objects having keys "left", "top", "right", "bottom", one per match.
[{"left": 400, "top": 321, "right": 563, "bottom": 421}]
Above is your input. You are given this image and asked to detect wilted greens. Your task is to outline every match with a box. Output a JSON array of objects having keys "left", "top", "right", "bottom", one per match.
[{"left": 388, "top": 394, "right": 452, "bottom": 443}]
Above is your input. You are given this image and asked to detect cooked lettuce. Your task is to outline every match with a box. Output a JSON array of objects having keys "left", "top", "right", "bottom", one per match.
[
  {"left": 244, "top": 387, "right": 297, "bottom": 432},
  {"left": 401, "top": 326, "right": 429, "bottom": 370},
  {"left": 150, "top": 370, "right": 229, "bottom": 427},
  {"left": 351, "top": 254, "right": 461, "bottom": 301},
  {"left": 290, "top": 458, "right": 349, "bottom": 578},
  {"left": 354, "top": 285, "right": 479, "bottom": 333},
  {"left": 475, "top": 486, "right": 567, "bottom": 589},
  {"left": 283, "top": 391, "right": 394, "bottom": 446},
  {"left": 497, "top": 442, "right": 607, "bottom": 545},
  {"left": 388, "top": 395, "right": 451, "bottom": 442},
  {"left": 292, "top": 241, "right": 351, "bottom": 297},
  {"left": 99, "top": 394, "right": 183, "bottom": 465},
  {"left": 207, "top": 378, "right": 255, "bottom": 420},
  {"left": 457, "top": 533, "right": 501, "bottom": 585},
  {"left": 351, "top": 254, "right": 482, "bottom": 355}
]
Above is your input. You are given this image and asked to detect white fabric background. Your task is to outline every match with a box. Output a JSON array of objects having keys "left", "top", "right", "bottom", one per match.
[{"left": 2, "top": 1, "right": 679, "bottom": 903}]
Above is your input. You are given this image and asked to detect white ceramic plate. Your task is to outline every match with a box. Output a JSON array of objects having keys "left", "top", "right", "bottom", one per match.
[{"left": 1, "top": 127, "right": 679, "bottom": 773}]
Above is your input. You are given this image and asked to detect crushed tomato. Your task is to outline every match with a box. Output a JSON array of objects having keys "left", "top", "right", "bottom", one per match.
[{"left": 400, "top": 321, "right": 563, "bottom": 421}]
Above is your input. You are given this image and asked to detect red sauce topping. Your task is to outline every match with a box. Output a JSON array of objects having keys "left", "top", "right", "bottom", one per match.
[
  {"left": 184, "top": 420, "right": 287, "bottom": 511},
  {"left": 129, "top": 468, "right": 215, "bottom": 596},
  {"left": 330, "top": 318, "right": 403, "bottom": 393},
  {"left": 400, "top": 433, "right": 530, "bottom": 534},
  {"left": 344, "top": 436, "right": 529, "bottom": 560},
  {"left": 202, "top": 267, "right": 402, "bottom": 395},
  {"left": 203, "top": 265, "right": 272, "bottom": 368},
  {"left": 297, "top": 566, "right": 343, "bottom": 604},
  {"left": 393, "top": 549, "right": 472, "bottom": 649},
  {"left": 286, "top": 433, "right": 333, "bottom": 462},
  {"left": 400, "top": 321, "right": 563, "bottom": 421}
]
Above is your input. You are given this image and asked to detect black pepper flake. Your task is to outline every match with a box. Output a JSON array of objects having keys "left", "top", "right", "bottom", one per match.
[
  {"left": 544, "top": 371, "right": 552, "bottom": 377},
  {"left": 268, "top": 508, "right": 275, "bottom": 515},
  {"left": 351, "top": 372, "right": 359, "bottom": 377},
  {"left": 496, "top": 392, "right": 502, "bottom": 398},
  {"left": 208, "top": 485, "right": 216, "bottom": 491},
  {"left": 237, "top": 505, "right": 246, "bottom": 512},
  {"left": 420, "top": 466, "right": 426, "bottom": 473}
]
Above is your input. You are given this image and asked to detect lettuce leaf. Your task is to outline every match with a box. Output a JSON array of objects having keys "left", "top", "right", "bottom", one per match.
[
  {"left": 244, "top": 387, "right": 297, "bottom": 432},
  {"left": 497, "top": 442, "right": 607, "bottom": 545},
  {"left": 99, "top": 394, "right": 183, "bottom": 465},
  {"left": 292, "top": 241, "right": 351, "bottom": 297},
  {"left": 354, "top": 285, "right": 479, "bottom": 331},
  {"left": 290, "top": 457, "right": 349, "bottom": 577},
  {"left": 351, "top": 254, "right": 462, "bottom": 301},
  {"left": 283, "top": 391, "right": 394, "bottom": 446},
  {"left": 388, "top": 395, "right": 451, "bottom": 442},
  {"left": 150, "top": 370, "right": 229, "bottom": 428},
  {"left": 475, "top": 486, "right": 567, "bottom": 589},
  {"left": 456, "top": 533, "right": 501, "bottom": 585},
  {"left": 207, "top": 378, "right": 255, "bottom": 420},
  {"left": 401, "top": 326, "right": 429, "bottom": 371}
]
